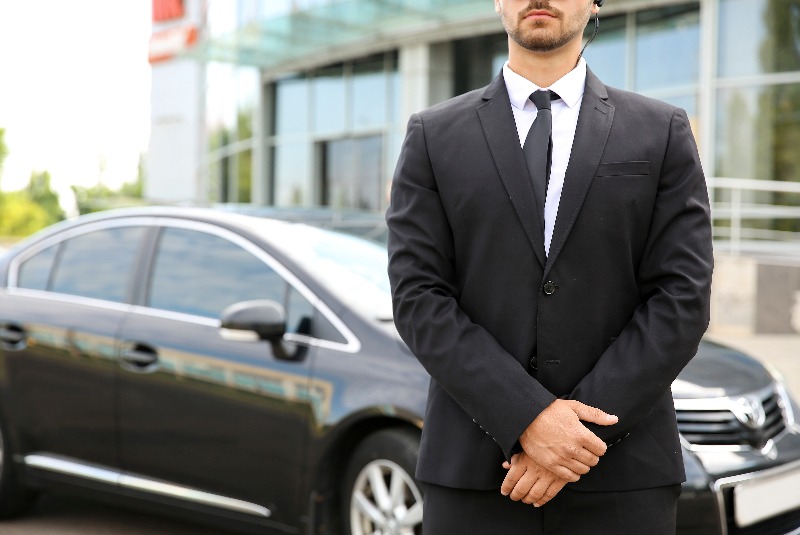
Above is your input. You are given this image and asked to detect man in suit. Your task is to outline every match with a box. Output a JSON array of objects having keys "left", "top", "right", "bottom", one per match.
[{"left": 386, "top": 0, "right": 713, "bottom": 531}]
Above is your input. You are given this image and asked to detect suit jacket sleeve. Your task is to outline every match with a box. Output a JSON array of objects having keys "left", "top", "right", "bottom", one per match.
[
  {"left": 387, "top": 113, "right": 557, "bottom": 459},
  {"left": 571, "top": 108, "right": 713, "bottom": 442}
]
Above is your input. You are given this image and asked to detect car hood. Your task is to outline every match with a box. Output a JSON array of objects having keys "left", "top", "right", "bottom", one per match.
[{"left": 672, "top": 339, "right": 774, "bottom": 399}]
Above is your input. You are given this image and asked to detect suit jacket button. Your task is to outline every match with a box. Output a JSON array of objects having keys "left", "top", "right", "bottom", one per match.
[
  {"left": 530, "top": 356, "right": 538, "bottom": 370},
  {"left": 543, "top": 281, "right": 557, "bottom": 295}
]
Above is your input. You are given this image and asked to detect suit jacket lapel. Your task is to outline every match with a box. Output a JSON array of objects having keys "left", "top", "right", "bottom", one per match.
[
  {"left": 544, "top": 68, "right": 614, "bottom": 277},
  {"left": 477, "top": 74, "right": 547, "bottom": 268}
]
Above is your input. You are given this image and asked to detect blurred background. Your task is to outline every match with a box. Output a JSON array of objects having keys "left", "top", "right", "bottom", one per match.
[
  {"left": 0, "top": 2, "right": 798, "bottom": 533},
  {"left": 0, "top": 0, "right": 799, "bottom": 336}
]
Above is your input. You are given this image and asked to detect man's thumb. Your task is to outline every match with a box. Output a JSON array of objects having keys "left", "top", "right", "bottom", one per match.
[{"left": 573, "top": 402, "right": 618, "bottom": 426}]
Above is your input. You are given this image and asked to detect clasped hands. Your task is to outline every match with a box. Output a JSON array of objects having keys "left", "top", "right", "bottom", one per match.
[{"left": 500, "top": 399, "right": 618, "bottom": 507}]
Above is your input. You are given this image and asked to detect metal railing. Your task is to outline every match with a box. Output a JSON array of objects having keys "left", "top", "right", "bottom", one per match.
[{"left": 709, "top": 177, "right": 800, "bottom": 260}]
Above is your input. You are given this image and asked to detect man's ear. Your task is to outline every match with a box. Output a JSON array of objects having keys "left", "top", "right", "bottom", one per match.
[{"left": 495, "top": 0, "right": 502, "bottom": 14}]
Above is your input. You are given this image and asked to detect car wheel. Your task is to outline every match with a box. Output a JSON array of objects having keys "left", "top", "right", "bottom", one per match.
[
  {"left": 342, "top": 428, "right": 423, "bottom": 535},
  {"left": 0, "top": 421, "right": 36, "bottom": 518}
]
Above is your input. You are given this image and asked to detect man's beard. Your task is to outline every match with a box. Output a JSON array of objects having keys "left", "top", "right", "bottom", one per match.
[{"left": 502, "top": 0, "right": 590, "bottom": 53}]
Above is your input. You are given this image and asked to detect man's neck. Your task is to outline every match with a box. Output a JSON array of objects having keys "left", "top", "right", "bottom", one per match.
[{"left": 506, "top": 38, "right": 582, "bottom": 88}]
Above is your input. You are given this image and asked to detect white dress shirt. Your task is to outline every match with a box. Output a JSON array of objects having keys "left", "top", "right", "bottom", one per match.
[{"left": 502, "top": 58, "right": 587, "bottom": 256}]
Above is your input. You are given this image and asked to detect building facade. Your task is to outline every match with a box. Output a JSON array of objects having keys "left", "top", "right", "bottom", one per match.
[{"left": 147, "top": 0, "right": 800, "bottom": 251}]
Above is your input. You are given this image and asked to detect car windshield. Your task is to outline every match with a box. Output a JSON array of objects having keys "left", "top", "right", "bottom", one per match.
[{"left": 260, "top": 220, "right": 394, "bottom": 321}]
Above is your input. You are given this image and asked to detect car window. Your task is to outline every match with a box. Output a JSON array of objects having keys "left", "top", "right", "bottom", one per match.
[
  {"left": 287, "top": 285, "right": 346, "bottom": 343},
  {"left": 262, "top": 223, "right": 393, "bottom": 321},
  {"left": 17, "top": 244, "right": 58, "bottom": 290},
  {"left": 49, "top": 226, "right": 146, "bottom": 303},
  {"left": 148, "top": 227, "right": 344, "bottom": 342}
]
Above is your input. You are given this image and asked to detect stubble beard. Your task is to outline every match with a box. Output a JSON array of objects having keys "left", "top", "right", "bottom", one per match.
[{"left": 502, "top": 0, "right": 591, "bottom": 53}]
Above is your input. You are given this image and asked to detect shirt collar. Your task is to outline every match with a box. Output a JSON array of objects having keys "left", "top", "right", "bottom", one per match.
[{"left": 502, "top": 57, "right": 587, "bottom": 110}]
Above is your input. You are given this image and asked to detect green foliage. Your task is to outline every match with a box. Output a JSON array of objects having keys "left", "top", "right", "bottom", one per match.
[
  {"left": 72, "top": 173, "right": 145, "bottom": 215},
  {"left": 0, "top": 128, "right": 8, "bottom": 178},
  {"left": 26, "top": 171, "right": 64, "bottom": 223},
  {"left": 0, "top": 191, "right": 53, "bottom": 237},
  {"left": 0, "top": 130, "right": 66, "bottom": 238}
]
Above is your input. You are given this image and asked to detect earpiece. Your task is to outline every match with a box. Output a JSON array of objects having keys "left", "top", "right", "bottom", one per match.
[
  {"left": 594, "top": 0, "right": 604, "bottom": 6},
  {"left": 578, "top": 8, "right": 600, "bottom": 61}
]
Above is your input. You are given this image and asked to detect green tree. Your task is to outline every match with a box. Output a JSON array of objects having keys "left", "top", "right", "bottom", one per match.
[
  {"left": 71, "top": 160, "right": 146, "bottom": 215},
  {"left": 0, "top": 130, "right": 66, "bottom": 238},
  {"left": 0, "top": 191, "right": 51, "bottom": 237},
  {"left": 0, "top": 128, "right": 8, "bottom": 179},
  {"left": 26, "top": 170, "right": 64, "bottom": 224}
]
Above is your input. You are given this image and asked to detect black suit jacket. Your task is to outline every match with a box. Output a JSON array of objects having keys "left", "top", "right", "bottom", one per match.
[{"left": 386, "top": 68, "right": 713, "bottom": 492}]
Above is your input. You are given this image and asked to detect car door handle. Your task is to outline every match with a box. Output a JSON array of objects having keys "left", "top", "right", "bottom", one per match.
[
  {"left": 121, "top": 347, "right": 158, "bottom": 367},
  {"left": 0, "top": 324, "right": 25, "bottom": 348}
]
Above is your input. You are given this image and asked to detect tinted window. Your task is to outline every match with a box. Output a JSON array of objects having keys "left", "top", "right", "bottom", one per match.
[
  {"left": 50, "top": 226, "right": 145, "bottom": 302},
  {"left": 149, "top": 228, "right": 284, "bottom": 318},
  {"left": 149, "top": 228, "right": 346, "bottom": 342},
  {"left": 286, "top": 285, "right": 346, "bottom": 343},
  {"left": 17, "top": 244, "right": 58, "bottom": 290},
  {"left": 264, "top": 223, "right": 393, "bottom": 321}
]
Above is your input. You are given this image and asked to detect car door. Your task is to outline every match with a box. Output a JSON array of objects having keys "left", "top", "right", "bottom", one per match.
[
  {"left": 115, "top": 219, "right": 344, "bottom": 526},
  {"left": 0, "top": 222, "right": 147, "bottom": 469}
]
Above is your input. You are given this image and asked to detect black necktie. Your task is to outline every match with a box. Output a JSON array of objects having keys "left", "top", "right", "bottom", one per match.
[{"left": 523, "top": 90, "right": 559, "bottom": 229}]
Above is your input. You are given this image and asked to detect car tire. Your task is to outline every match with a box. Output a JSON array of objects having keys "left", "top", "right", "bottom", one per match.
[
  {"left": 0, "top": 421, "right": 36, "bottom": 518},
  {"left": 341, "top": 428, "right": 423, "bottom": 535}
]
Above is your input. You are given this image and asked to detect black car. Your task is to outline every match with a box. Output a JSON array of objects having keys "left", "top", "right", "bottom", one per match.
[{"left": 0, "top": 207, "right": 799, "bottom": 535}]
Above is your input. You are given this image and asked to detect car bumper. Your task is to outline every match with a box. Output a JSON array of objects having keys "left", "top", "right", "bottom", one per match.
[{"left": 680, "top": 423, "right": 800, "bottom": 535}]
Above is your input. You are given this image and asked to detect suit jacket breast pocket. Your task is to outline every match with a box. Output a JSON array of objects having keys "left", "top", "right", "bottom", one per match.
[{"left": 595, "top": 161, "right": 650, "bottom": 178}]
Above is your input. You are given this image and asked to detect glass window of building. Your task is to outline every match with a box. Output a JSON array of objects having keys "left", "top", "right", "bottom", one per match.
[
  {"left": 453, "top": 34, "right": 507, "bottom": 95},
  {"left": 582, "top": 14, "right": 627, "bottom": 90},
  {"left": 352, "top": 56, "right": 388, "bottom": 130},
  {"left": 455, "top": 4, "right": 699, "bottom": 117},
  {"left": 269, "top": 52, "right": 399, "bottom": 211},
  {"left": 275, "top": 75, "right": 309, "bottom": 136},
  {"left": 716, "top": 84, "right": 800, "bottom": 182},
  {"left": 321, "top": 136, "right": 383, "bottom": 210},
  {"left": 634, "top": 5, "right": 700, "bottom": 93},
  {"left": 313, "top": 65, "right": 346, "bottom": 135},
  {"left": 273, "top": 142, "right": 313, "bottom": 206},
  {"left": 206, "top": 63, "right": 258, "bottom": 203},
  {"left": 718, "top": 0, "right": 800, "bottom": 77},
  {"left": 584, "top": 5, "right": 700, "bottom": 121}
]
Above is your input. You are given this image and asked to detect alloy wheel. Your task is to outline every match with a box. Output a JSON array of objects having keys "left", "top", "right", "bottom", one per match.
[{"left": 349, "top": 459, "right": 423, "bottom": 535}]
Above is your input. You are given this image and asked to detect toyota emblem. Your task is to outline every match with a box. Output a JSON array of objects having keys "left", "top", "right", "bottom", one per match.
[{"left": 731, "top": 395, "right": 766, "bottom": 429}]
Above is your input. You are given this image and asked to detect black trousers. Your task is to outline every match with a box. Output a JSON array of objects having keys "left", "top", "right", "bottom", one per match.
[{"left": 422, "top": 482, "right": 681, "bottom": 534}]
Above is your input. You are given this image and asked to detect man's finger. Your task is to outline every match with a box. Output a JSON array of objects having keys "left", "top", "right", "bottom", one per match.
[
  {"left": 509, "top": 472, "right": 537, "bottom": 501},
  {"left": 500, "top": 458, "right": 525, "bottom": 496},
  {"left": 572, "top": 449, "right": 600, "bottom": 468},
  {"left": 548, "top": 463, "right": 581, "bottom": 483},
  {"left": 571, "top": 401, "right": 618, "bottom": 426},
  {"left": 522, "top": 475, "right": 552, "bottom": 505},
  {"left": 561, "top": 456, "right": 591, "bottom": 476},
  {"left": 533, "top": 479, "right": 568, "bottom": 507}
]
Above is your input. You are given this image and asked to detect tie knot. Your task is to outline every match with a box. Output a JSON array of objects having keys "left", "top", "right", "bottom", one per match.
[{"left": 530, "top": 90, "right": 560, "bottom": 110}]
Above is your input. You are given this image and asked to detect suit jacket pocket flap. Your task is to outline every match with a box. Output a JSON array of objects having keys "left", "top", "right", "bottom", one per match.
[{"left": 596, "top": 161, "right": 650, "bottom": 177}]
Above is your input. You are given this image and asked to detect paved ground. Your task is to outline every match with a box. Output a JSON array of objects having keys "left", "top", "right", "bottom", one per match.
[
  {"left": 706, "top": 333, "right": 800, "bottom": 396},
  {"left": 0, "top": 494, "right": 236, "bottom": 535}
]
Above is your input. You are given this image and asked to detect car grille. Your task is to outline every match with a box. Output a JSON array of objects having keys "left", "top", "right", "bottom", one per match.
[{"left": 674, "top": 385, "right": 786, "bottom": 449}]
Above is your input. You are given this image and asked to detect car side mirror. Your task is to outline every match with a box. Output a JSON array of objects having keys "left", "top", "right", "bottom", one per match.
[
  {"left": 220, "top": 300, "right": 286, "bottom": 342},
  {"left": 219, "top": 300, "right": 306, "bottom": 362}
]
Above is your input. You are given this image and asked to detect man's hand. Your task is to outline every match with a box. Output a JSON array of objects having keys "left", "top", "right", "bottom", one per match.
[
  {"left": 500, "top": 453, "right": 567, "bottom": 507},
  {"left": 519, "top": 399, "right": 618, "bottom": 482}
]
